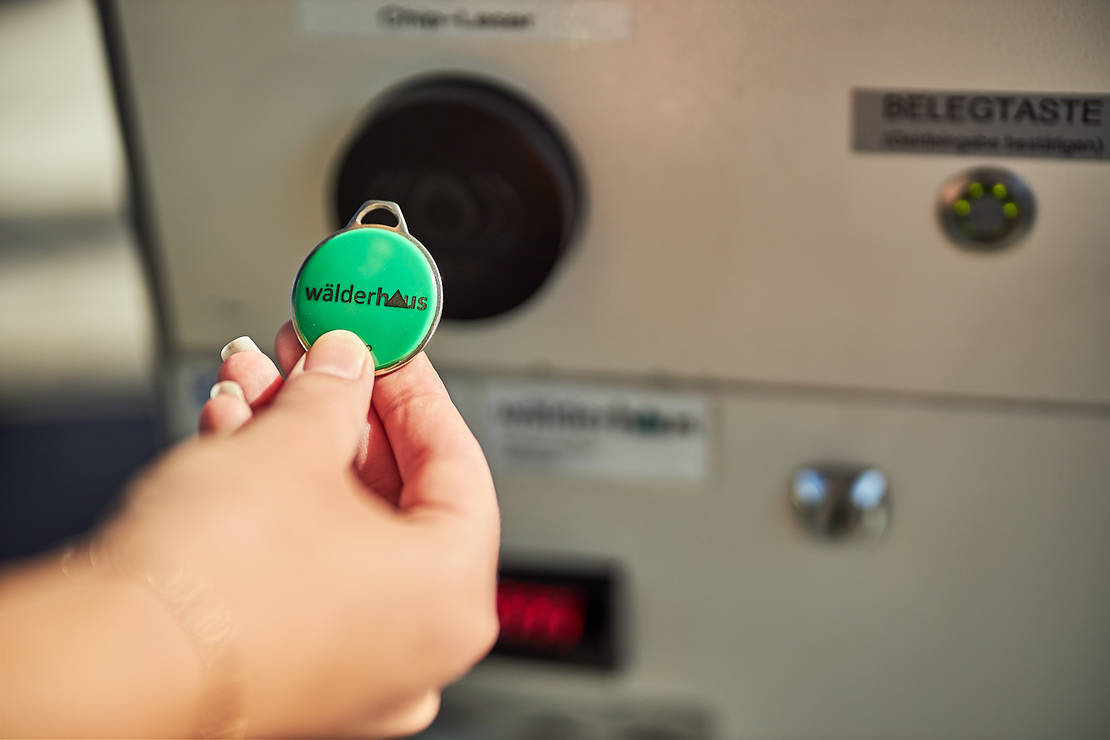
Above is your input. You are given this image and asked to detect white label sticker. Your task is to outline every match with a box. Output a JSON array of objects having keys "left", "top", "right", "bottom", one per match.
[
  {"left": 298, "top": 0, "right": 628, "bottom": 40},
  {"left": 482, "top": 379, "right": 711, "bottom": 483}
]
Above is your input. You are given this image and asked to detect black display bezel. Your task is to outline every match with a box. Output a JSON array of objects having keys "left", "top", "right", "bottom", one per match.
[{"left": 491, "top": 560, "right": 621, "bottom": 671}]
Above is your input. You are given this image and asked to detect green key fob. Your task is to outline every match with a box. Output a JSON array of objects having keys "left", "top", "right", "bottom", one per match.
[{"left": 291, "top": 201, "right": 443, "bottom": 374}]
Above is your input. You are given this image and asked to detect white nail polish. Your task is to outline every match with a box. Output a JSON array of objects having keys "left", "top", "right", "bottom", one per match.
[
  {"left": 220, "top": 336, "right": 261, "bottom": 361},
  {"left": 209, "top": 380, "right": 246, "bottom": 402}
]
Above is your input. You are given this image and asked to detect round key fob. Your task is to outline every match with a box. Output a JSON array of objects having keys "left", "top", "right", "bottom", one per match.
[{"left": 291, "top": 200, "right": 443, "bottom": 375}]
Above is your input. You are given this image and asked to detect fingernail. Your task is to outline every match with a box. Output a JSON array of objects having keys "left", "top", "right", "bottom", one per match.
[
  {"left": 209, "top": 380, "right": 246, "bottom": 401},
  {"left": 305, "top": 330, "right": 369, "bottom": 380},
  {"left": 220, "top": 336, "right": 261, "bottom": 361}
]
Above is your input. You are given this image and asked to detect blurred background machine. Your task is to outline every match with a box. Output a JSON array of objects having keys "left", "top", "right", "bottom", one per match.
[
  {"left": 5, "top": 0, "right": 1110, "bottom": 737},
  {"left": 0, "top": 0, "right": 158, "bottom": 558}
]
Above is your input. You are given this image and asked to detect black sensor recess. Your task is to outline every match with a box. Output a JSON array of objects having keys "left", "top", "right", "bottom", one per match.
[{"left": 334, "top": 76, "right": 581, "bottom": 320}]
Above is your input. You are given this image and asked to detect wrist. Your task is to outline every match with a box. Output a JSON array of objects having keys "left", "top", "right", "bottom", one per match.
[{"left": 70, "top": 536, "right": 249, "bottom": 738}]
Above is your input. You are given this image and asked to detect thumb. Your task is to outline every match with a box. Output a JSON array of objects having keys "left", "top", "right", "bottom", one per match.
[{"left": 244, "top": 330, "right": 374, "bottom": 471}]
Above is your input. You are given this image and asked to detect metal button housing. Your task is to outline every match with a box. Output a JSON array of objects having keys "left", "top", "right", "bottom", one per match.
[
  {"left": 790, "top": 465, "right": 890, "bottom": 542},
  {"left": 937, "top": 167, "right": 1035, "bottom": 251}
]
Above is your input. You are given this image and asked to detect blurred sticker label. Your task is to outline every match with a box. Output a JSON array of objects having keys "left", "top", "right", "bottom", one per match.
[
  {"left": 298, "top": 0, "right": 628, "bottom": 40},
  {"left": 853, "top": 88, "right": 1109, "bottom": 160},
  {"left": 482, "top": 380, "right": 711, "bottom": 482}
]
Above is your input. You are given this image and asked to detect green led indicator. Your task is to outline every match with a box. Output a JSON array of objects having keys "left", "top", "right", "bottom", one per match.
[{"left": 940, "top": 169, "right": 1033, "bottom": 251}]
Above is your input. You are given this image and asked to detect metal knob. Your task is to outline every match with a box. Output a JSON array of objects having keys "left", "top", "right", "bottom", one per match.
[{"left": 790, "top": 465, "right": 890, "bottom": 541}]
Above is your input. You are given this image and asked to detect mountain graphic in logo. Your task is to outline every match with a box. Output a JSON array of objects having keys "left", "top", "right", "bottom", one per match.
[{"left": 385, "top": 290, "right": 409, "bottom": 308}]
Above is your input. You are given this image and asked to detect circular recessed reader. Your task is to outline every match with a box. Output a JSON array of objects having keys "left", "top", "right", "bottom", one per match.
[
  {"left": 937, "top": 167, "right": 1034, "bottom": 251},
  {"left": 334, "top": 75, "right": 581, "bottom": 320},
  {"left": 291, "top": 200, "right": 442, "bottom": 375}
]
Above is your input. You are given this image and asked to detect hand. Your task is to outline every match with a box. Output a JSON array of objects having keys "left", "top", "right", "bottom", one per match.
[{"left": 104, "top": 326, "right": 500, "bottom": 736}]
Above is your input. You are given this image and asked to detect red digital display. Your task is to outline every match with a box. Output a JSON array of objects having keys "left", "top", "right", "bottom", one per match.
[
  {"left": 492, "top": 563, "right": 618, "bottom": 669},
  {"left": 496, "top": 580, "right": 586, "bottom": 649}
]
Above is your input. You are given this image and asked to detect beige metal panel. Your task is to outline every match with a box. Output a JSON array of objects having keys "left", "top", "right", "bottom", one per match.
[
  {"left": 117, "top": 1, "right": 1110, "bottom": 734},
  {"left": 448, "top": 378, "right": 1110, "bottom": 737},
  {"left": 154, "top": 358, "right": 1110, "bottom": 735},
  {"left": 115, "top": 0, "right": 1110, "bottom": 402}
]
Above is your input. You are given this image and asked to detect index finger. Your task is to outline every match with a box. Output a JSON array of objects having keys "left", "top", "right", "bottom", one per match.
[{"left": 372, "top": 354, "right": 496, "bottom": 525}]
